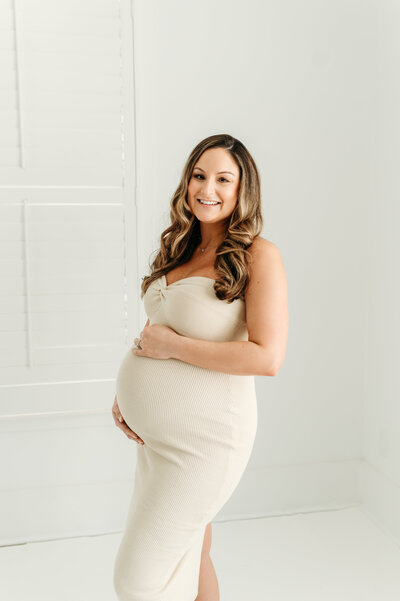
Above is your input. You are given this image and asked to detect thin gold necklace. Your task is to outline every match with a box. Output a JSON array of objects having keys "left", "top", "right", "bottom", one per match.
[{"left": 198, "top": 243, "right": 220, "bottom": 253}]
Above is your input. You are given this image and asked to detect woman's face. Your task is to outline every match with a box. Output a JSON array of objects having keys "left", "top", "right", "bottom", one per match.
[{"left": 187, "top": 147, "right": 240, "bottom": 223}]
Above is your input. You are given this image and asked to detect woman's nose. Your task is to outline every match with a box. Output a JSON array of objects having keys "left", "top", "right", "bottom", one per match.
[{"left": 201, "top": 179, "right": 215, "bottom": 195}]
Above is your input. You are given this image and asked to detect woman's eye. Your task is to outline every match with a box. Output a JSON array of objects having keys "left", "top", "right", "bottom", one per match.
[{"left": 193, "top": 174, "right": 229, "bottom": 182}]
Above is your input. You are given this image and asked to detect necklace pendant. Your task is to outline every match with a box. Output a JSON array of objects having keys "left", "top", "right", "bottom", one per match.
[{"left": 201, "top": 248, "right": 205, "bottom": 252}]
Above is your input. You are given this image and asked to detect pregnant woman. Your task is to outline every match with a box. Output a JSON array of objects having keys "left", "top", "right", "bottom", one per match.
[{"left": 112, "top": 133, "right": 289, "bottom": 601}]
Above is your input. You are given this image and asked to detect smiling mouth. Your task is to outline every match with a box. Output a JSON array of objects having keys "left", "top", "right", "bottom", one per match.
[{"left": 197, "top": 198, "right": 221, "bottom": 206}]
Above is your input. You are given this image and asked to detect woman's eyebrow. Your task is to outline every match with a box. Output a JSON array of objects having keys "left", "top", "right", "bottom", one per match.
[{"left": 194, "top": 167, "right": 235, "bottom": 176}]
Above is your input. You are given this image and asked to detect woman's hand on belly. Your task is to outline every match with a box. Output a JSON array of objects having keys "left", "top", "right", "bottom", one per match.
[
  {"left": 112, "top": 394, "right": 144, "bottom": 445},
  {"left": 132, "top": 323, "right": 179, "bottom": 360}
]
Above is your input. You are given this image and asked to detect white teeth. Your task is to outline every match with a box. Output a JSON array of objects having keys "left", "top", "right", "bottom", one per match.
[{"left": 198, "top": 199, "right": 219, "bottom": 205}]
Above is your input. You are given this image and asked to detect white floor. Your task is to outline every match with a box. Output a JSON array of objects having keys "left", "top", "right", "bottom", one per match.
[{"left": 1, "top": 506, "right": 400, "bottom": 601}]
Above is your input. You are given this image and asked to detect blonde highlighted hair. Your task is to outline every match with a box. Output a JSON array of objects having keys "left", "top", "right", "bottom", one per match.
[{"left": 141, "top": 133, "right": 264, "bottom": 303}]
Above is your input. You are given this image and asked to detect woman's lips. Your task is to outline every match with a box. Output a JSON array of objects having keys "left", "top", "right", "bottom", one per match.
[{"left": 197, "top": 199, "right": 220, "bottom": 207}]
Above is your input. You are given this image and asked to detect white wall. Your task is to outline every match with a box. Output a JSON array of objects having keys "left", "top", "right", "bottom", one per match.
[
  {"left": 359, "top": 0, "right": 400, "bottom": 543},
  {"left": 133, "top": 0, "right": 376, "bottom": 519},
  {"left": 3, "top": 0, "right": 399, "bottom": 546}
]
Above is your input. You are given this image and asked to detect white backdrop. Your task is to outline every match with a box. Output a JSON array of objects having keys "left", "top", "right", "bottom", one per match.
[
  {"left": 1, "top": 0, "right": 398, "bottom": 547},
  {"left": 133, "top": 0, "right": 399, "bottom": 544}
]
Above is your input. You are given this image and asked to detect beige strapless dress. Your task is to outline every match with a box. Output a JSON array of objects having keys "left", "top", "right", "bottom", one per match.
[{"left": 113, "top": 274, "right": 258, "bottom": 601}]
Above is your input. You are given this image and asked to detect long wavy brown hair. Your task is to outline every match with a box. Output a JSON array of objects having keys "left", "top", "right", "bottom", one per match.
[{"left": 140, "top": 133, "right": 264, "bottom": 303}]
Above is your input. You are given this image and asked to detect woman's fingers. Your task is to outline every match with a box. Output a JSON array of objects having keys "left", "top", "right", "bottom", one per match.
[
  {"left": 120, "top": 421, "right": 144, "bottom": 444},
  {"left": 116, "top": 416, "right": 144, "bottom": 445},
  {"left": 112, "top": 397, "right": 144, "bottom": 444}
]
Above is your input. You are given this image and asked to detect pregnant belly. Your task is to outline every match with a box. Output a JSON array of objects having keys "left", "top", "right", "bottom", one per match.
[{"left": 115, "top": 349, "right": 257, "bottom": 453}]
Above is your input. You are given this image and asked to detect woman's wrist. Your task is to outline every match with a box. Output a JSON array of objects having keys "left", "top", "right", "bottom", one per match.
[{"left": 171, "top": 331, "right": 185, "bottom": 360}]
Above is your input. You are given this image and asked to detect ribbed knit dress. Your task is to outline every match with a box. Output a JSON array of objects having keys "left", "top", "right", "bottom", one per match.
[{"left": 113, "top": 274, "right": 258, "bottom": 601}]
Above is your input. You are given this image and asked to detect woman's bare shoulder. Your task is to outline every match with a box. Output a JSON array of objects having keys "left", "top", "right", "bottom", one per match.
[
  {"left": 248, "top": 236, "right": 280, "bottom": 258},
  {"left": 246, "top": 236, "right": 285, "bottom": 287}
]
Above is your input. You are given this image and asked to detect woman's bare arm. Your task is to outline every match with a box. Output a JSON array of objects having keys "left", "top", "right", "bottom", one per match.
[{"left": 173, "top": 239, "right": 289, "bottom": 376}]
